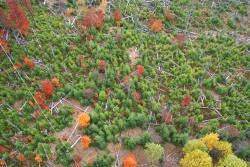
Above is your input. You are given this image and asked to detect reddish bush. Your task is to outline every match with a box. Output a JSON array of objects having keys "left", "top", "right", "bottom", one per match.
[
  {"left": 123, "top": 75, "right": 131, "bottom": 85},
  {"left": 41, "top": 80, "right": 54, "bottom": 97},
  {"left": 0, "top": 159, "right": 6, "bottom": 166},
  {"left": 172, "top": 33, "right": 186, "bottom": 47},
  {"left": 0, "top": 29, "right": 5, "bottom": 38},
  {"left": 7, "top": 0, "right": 30, "bottom": 35},
  {"left": 0, "top": 145, "right": 8, "bottom": 153},
  {"left": 136, "top": 65, "right": 144, "bottom": 77},
  {"left": 0, "top": 9, "right": 12, "bottom": 28},
  {"left": 34, "top": 91, "right": 45, "bottom": 106},
  {"left": 98, "top": 60, "right": 106, "bottom": 73},
  {"left": 16, "top": 153, "right": 26, "bottom": 162},
  {"left": 23, "top": 57, "right": 35, "bottom": 69},
  {"left": 113, "top": 9, "right": 122, "bottom": 22},
  {"left": 148, "top": 17, "right": 163, "bottom": 32},
  {"left": 83, "top": 9, "right": 104, "bottom": 29},
  {"left": 74, "top": 154, "right": 82, "bottom": 167},
  {"left": 181, "top": 95, "right": 192, "bottom": 107},
  {"left": 0, "top": 29, "right": 9, "bottom": 52},
  {"left": 0, "top": 39, "right": 9, "bottom": 53},
  {"left": 162, "top": 111, "right": 173, "bottom": 124},
  {"left": 13, "top": 63, "right": 23, "bottom": 70},
  {"left": 74, "top": 154, "right": 81, "bottom": 163},
  {"left": 132, "top": 91, "right": 141, "bottom": 102},
  {"left": 165, "top": 10, "right": 175, "bottom": 23},
  {"left": 86, "top": 33, "right": 94, "bottom": 41}
]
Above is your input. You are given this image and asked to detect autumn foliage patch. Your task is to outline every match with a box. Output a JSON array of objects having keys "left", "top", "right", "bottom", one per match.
[
  {"left": 98, "top": 60, "right": 107, "bottom": 73},
  {"left": 0, "top": 0, "right": 31, "bottom": 35},
  {"left": 172, "top": 33, "right": 186, "bottom": 47},
  {"left": 136, "top": 65, "right": 144, "bottom": 77},
  {"left": 23, "top": 57, "right": 35, "bottom": 69},
  {"left": 83, "top": 9, "right": 105, "bottom": 29},
  {"left": 81, "top": 135, "right": 91, "bottom": 149},
  {"left": 34, "top": 154, "right": 43, "bottom": 163},
  {"left": 123, "top": 154, "right": 137, "bottom": 167},
  {"left": 0, "top": 39, "right": 9, "bottom": 53},
  {"left": 34, "top": 91, "right": 48, "bottom": 110},
  {"left": 148, "top": 17, "right": 164, "bottom": 32},
  {"left": 164, "top": 10, "right": 175, "bottom": 23},
  {"left": 6, "top": 0, "right": 30, "bottom": 35},
  {"left": 113, "top": 9, "right": 122, "bottom": 22},
  {"left": 78, "top": 113, "right": 90, "bottom": 128},
  {"left": 132, "top": 91, "right": 141, "bottom": 102},
  {"left": 181, "top": 95, "right": 192, "bottom": 107},
  {"left": 41, "top": 80, "right": 54, "bottom": 97},
  {"left": 0, "top": 29, "right": 9, "bottom": 53}
]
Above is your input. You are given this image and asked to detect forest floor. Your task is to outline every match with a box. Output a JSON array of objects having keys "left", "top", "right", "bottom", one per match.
[{"left": 0, "top": 0, "right": 249, "bottom": 167}]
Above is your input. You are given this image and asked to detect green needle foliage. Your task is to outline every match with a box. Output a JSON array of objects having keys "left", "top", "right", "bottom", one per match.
[{"left": 144, "top": 143, "right": 164, "bottom": 163}]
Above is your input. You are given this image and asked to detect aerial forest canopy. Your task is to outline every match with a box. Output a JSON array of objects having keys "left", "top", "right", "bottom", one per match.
[{"left": 0, "top": 0, "right": 249, "bottom": 167}]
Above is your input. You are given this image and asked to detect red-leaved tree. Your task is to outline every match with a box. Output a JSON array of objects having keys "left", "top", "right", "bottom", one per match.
[
  {"left": 83, "top": 9, "right": 105, "bottom": 29},
  {"left": 113, "top": 9, "right": 122, "bottom": 22},
  {"left": 41, "top": 80, "right": 54, "bottom": 97},
  {"left": 6, "top": 0, "right": 30, "bottom": 35},
  {"left": 181, "top": 95, "right": 192, "bottom": 107},
  {"left": 136, "top": 65, "right": 144, "bottom": 77},
  {"left": 34, "top": 91, "right": 48, "bottom": 110}
]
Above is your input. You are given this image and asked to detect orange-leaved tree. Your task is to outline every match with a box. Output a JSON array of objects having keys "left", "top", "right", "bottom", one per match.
[
  {"left": 81, "top": 135, "right": 91, "bottom": 149},
  {"left": 78, "top": 113, "right": 90, "bottom": 128},
  {"left": 16, "top": 153, "right": 26, "bottom": 162},
  {"left": 51, "top": 77, "right": 60, "bottom": 88},
  {"left": 34, "top": 154, "right": 43, "bottom": 164},
  {"left": 148, "top": 17, "right": 163, "bottom": 32},
  {"left": 123, "top": 154, "right": 138, "bottom": 167},
  {"left": 23, "top": 57, "right": 35, "bottom": 69},
  {"left": 0, "top": 159, "right": 6, "bottom": 166}
]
